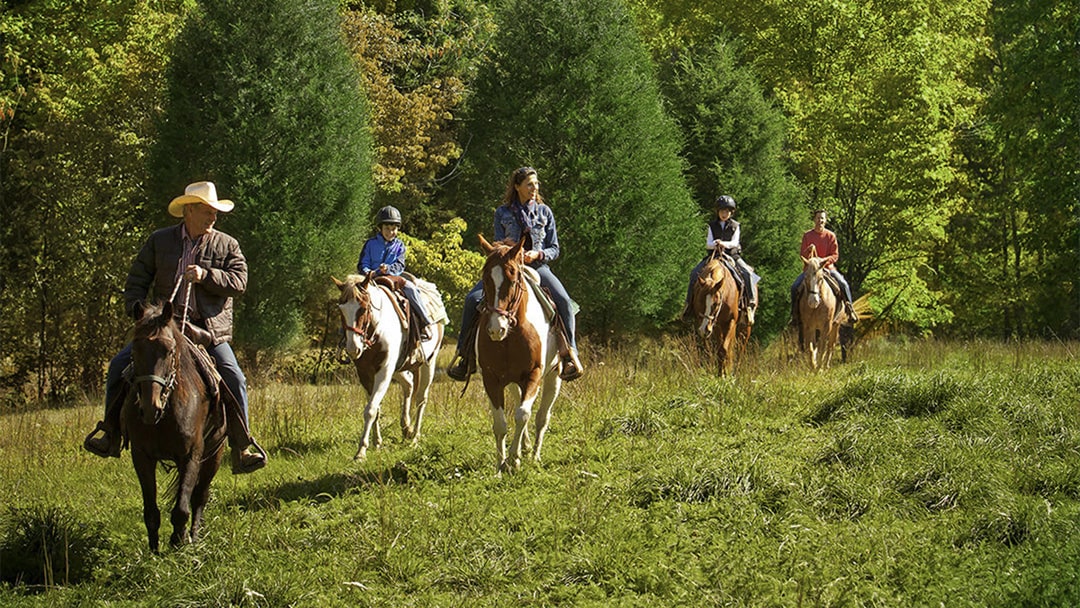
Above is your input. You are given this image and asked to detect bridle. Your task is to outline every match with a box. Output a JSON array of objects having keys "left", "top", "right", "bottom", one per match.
[
  {"left": 133, "top": 347, "right": 178, "bottom": 407},
  {"left": 341, "top": 285, "right": 377, "bottom": 348},
  {"left": 480, "top": 260, "right": 527, "bottom": 327},
  {"left": 133, "top": 281, "right": 190, "bottom": 410}
]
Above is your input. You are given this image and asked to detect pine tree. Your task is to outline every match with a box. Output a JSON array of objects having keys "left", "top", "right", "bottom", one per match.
[
  {"left": 149, "top": 0, "right": 374, "bottom": 351},
  {"left": 662, "top": 37, "right": 805, "bottom": 335},
  {"left": 454, "top": 0, "right": 698, "bottom": 333}
]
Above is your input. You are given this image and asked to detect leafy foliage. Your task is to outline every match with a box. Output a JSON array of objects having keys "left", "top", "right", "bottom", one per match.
[
  {"left": 0, "top": 0, "right": 191, "bottom": 396},
  {"left": 149, "top": 0, "right": 375, "bottom": 352},
  {"left": 342, "top": 1, "right": 494, "bottom": 236},
  {"left": 453, "top": 0, "right": 699, "bottom": 333},
  {"left": 399, "top": 217, "right": 484, "bottom": 334}
]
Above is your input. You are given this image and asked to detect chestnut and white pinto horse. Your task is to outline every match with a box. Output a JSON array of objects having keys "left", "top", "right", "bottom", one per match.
[
  {"left": 797, "top": 245, "right": 843, "bottom": 370},
  {"left": 476, "top": 235, "right": 561, "bottom": 473},
  {"left": 334, "top": 274, "right": 444, "bottom": 461}
]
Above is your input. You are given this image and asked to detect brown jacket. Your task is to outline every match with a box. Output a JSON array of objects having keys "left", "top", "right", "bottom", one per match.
[{"left": 123, "top": 224, "right": 247, "bottom": 344}]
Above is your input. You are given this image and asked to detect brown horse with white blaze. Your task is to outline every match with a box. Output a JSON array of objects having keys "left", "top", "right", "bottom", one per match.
[
  {"left": 690, "top": 252, "right": 740, "bottom": 376},
  {"left": 476, "top": 235, "right": 562, "bottom": 473}
]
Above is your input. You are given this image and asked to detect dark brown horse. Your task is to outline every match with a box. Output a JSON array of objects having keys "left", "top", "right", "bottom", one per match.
[
  {"left": 690, "top": 252, "right": 741, "bottom": 376},
  {"left": 125, "top": 301, "right": 226, "bottom": 552},
  {"left": 476, "top": 235, "right": 562, "bottom": 473}
]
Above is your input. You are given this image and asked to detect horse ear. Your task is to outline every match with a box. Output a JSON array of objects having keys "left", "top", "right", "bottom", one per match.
[
  {"left": 478, "top": 234, "right": 494, "bottom": 254},
  {"left": 332, "top": 276, "right": 345, "bottom": 290},
  {"left": 801, "top": 256, "right": 811, "bottom": 265},
  {"left": 133, "top": 300, "right": 147, "bottom": 321},
  {"left": 509, "top": 237, "right": 524, "bottom": 259},
  {"left": 160, "top": 300, "right": 174, "bottom": 323}
]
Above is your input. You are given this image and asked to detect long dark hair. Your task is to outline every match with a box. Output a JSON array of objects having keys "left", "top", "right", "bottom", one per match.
[{"left": 501, "top": 166, "right": 545, "bottom": 207}]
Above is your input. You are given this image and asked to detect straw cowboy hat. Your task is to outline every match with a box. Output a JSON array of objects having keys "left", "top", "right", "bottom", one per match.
[{"left": 168, "top": 181, "right": 235, "bottom": 217}]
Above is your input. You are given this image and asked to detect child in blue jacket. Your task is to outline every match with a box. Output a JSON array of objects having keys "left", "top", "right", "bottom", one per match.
[{"left": 357, "top": 206, "right": 434, "bottom": 339}]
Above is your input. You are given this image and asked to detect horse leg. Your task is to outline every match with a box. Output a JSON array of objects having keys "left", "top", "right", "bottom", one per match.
[
  {"left": 508, "top": 375, "right": 542, "bottom": 472},
  {"left": 170, "top": 456, "right": 200, "bottom": 548},
  {"left": 396, "top": 371, "right": 416, "bottom": 442},
  {"left": 189, "top": 450, "right": 222, "bottom": 543},
  {"left": 823, "top": 323, "right": 840, "bottom": 370},
  {"left": 483, "top": 381, "right": 509, "bottom": 473},
  {"left": 720, "top": 319, "right": 737, "bottom": 376},
  {"left": 356, "top": 372, "right": 393, "bottom": 461},
  {"left": 533, "top": 370, "right": 562, "bottom": 463},
  {"left": 132, "top": 451, "right": 160, "bottom": 553},
  {"left": 805, "top": 328, "right": 819, "bottom": 370},
  {"left": 407, "top": 353, "right": 438, "bottom": 443}
]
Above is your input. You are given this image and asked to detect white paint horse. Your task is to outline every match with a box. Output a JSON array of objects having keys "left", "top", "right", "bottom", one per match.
[
  {"left": 476, "top": 235, "right": 562, "bottom": 473},
  {"left": 797, "top": 244, "right": 845, "bottom": 370},
  {"left": 334, "top": 274, "right": 445, "bottom": 461}
]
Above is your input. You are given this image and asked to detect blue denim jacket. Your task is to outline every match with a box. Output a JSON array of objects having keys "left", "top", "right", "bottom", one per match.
[{"left": 493, "top": 201, "right": 560, "bottom": 265}]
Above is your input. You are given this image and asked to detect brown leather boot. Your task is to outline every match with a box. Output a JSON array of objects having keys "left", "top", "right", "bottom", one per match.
[
  {"left": 560, "top": 349, "right": 584, "bottom": 382},
  {"left": 231, "top": 440, "right": 267, "bottom": 474},
  {"left": 84, "top": 421, "right": 121, "bottom": 458}
]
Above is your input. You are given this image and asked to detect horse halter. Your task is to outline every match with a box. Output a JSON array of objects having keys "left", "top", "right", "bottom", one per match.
[
  {"left": 341, "top": 286, "right": 376, "bottom": 348},
  {"left": 133, "top": 335, "right": 179, "bottom": 408},
  {"left": 480, "top": 263, "right": 526, "bottom": 326}
]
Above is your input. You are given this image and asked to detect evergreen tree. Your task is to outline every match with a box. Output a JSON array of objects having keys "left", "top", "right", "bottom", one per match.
[
  {"left": 149, "top": 0, "right": 374, "bottom": 352},
  {"left": 454, "top": 0, "right": 698, "bottom": 333},
  {"left": 662, "top": 37, "right": 805, "bottom": 336}
]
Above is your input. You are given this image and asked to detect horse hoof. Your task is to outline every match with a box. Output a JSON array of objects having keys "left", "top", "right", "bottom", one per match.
[{"left": 353, "top": 448, "right": 367, "bottom": 462}]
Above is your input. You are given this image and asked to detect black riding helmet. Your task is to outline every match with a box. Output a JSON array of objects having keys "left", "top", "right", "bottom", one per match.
[
  {"left": 715, "top": 195, "right": 736, "bottom": 210},
  {"left": 376, "top": 205, "right": 402, "bottom": 226}
]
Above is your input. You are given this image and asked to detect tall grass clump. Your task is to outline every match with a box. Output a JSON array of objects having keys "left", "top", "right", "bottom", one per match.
[{"left": 0, "top": 505, "right": 110, "bottom": 587}]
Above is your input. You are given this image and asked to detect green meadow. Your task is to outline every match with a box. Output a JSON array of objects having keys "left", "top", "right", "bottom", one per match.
[{"left": 2, "top": 338, "right": 1080, "bottom": 606}]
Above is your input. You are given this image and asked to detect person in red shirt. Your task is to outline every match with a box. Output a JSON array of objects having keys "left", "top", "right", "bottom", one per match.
[{"left": 790, "top": 209, "right": 857, "bottom": 324}]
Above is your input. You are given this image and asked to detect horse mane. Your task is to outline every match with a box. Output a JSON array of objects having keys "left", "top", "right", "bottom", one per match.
[{"left": 133, "top": 301, "right": 203, "bottom": 404}]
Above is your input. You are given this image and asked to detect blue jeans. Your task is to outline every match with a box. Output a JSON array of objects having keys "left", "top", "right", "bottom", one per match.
[
  {"left": 104, "top": 339, "right": 249, "bottom": 425},
  {"left": 456, "top": 263, "right": 577, "bottom": 354},
  {"left": 401, "top": 282, "right": 434, "bottom": 327}
]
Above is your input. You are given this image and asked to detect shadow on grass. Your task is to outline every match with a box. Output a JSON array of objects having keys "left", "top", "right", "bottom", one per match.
[{"left": 227, "top": 443, "right": 488, "bottom": 512}]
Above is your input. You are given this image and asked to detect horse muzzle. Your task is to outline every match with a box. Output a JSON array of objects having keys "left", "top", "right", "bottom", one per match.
[
  {"left": 486, "top": 314, "right": 512, "bottom": 342},
  {"left": 137, "top": 390, "right": 167, "bottom": 425}
]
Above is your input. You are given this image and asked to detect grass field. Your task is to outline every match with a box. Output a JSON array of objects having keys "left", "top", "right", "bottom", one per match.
[{"left": 2, "top": 336, "right": 1080, "bottom": 606}]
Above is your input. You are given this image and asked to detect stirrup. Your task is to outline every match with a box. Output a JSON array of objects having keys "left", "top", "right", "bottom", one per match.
[
  {"left": 446, "top": 354, "right": 472, "bottom": 381},
  {"left": 83, "top": 421, "right": 121, "bottom": 458},
  {"left": 231, "top": 438, "right": 268, "bottom": 474},
  {"left": 559, "top": 353, "right": 584, "bottom": 382}
]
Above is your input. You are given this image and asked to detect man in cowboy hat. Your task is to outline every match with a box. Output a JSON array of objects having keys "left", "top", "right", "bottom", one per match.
[{"left": 84, "top": 181, "right": 267, "bottom": 474}]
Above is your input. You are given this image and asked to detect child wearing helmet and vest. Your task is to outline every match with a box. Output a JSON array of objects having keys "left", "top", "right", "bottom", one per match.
[
  {"left": 358, "top": 206, "right": 435, "bottom": 340},
  {"left": 681, "top": 195, "right": 760, "bottom": 323}
]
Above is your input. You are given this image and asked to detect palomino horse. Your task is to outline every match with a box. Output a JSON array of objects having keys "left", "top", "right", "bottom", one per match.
[
  {"left": 476, "top": 235, "right": 562, "bottom": 473},
  {"left": 797, "top": 244, "right": 845, "bottom": 370},
  {"left": 125, "top": 301, "right": 226, "bottom": 552},
  {"left": 334, "top": 274, "right": 445, "bottom": 461},
  {"left": 690, "top": 251, "right": 741, "bottom": 376}
]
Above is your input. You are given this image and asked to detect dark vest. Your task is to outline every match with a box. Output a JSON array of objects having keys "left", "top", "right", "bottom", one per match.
[{"left": 708, "top": 218, "right": 740, "bottom": 256}]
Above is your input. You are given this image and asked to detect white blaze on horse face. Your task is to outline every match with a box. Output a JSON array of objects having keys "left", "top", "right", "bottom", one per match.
[
  {"left": 806, "top": 264, "right": 823, "bottom": 309},
  {"left": 699, "top": 294, "right": 716, "bottom": 337},
  {"left": 339, "top": 300, "right": 365, "bottom": 358},
  {"left": 486, "top": 265, "right": 512, "bottom": 341}
]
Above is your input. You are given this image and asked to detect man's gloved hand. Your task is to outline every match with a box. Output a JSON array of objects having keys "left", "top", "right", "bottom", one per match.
[{"left": 184, "top": 324, "right": 214, "bottom": 347}]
